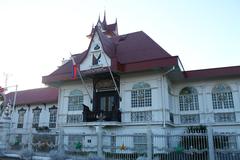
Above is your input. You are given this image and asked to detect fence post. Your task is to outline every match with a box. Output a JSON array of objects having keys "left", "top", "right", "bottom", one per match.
[
  {"left": 28, "top": 129, "right": 32, "bottom": 151},
  {"left": 97, "top": 126, "right": 103, "bottom": 158},
  {"left": 207, "top": 126, "right": 215, "bottom": 160},
  {"left": 147, "top": 129, "right": 152, "bottom": 160},
  {"left": 58, "top": 129, "right": 64, "bottom": 154}
]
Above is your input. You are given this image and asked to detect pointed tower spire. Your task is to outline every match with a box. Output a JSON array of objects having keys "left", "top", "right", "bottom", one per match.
[
  {"left": 114, "top": 18, "right": 118, "bottom": 36},
  {"left": 103, "top": 10, "right": 106, "bottom": 21},
  {"left": 98, "top": 13, "right": 101, "bottom": 22},
  {"left": 102, "top": 10, "right": 107, "bottom": 27}
]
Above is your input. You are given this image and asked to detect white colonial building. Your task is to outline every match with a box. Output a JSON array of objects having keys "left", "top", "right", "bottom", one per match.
[{"left": 1, "top": 14, "right": 240, "bottom": 159}]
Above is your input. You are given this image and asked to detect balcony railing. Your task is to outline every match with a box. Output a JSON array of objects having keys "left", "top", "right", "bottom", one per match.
[{"left": 82, "top": 105, "right": 121, "bottom": 122}]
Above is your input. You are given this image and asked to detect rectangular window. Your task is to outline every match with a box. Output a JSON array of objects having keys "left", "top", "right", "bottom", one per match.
[
  {"left": 49, "top": 109, "right": 57, "bottom": 128},
  {"left": 180, "top": 114, "right": 200, "bottom": 124},
  {"left": 131, "top": 89, "right": 151, "bottom": 107},
  {"left": 214, "top": 112, "right": 236, "bottom": 122},
  {"left": 212, "top": 92, "right": 234, "bottom": 109},
  {"left": 179, "top": 94, "right": 199, "bottom": 111},
  {"left": 67, "top": 114, "right": 82, "bottom": 123},
  {"left": 32, "top": 110, "right": 41, "bottom": 128},
  {"left": 68, "top": 96, "right": 83, "bottom": 111},
  {"left": 133, "top": 133, "right": 147, "bottom": 152},
  {"left": 131, "top": 111, "right": 152, "bottom": 122},
  {"left": 17, "top": 111, "right": 25, "bottom": 128}
]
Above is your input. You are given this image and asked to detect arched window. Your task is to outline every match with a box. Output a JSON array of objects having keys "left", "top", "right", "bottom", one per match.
[
  {"left": 212, "top": 84, "right": 234, "bottom": 109},
  {"left": 131, "top": 82, "right": 151, "bottom": 107},
  {"left": 68, "top": 90, "right": 83, "bottom": 111},
  {"left": 179, "top": 87, "right": 199, "bottom": 111}
]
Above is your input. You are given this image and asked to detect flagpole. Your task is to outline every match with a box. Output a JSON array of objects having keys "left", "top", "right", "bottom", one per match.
[
  {"left": 101, "top": 51, "right": 122, "bottom": 101},
  {"left": 70, "top": 53, "right": 93, "bottom": 103}
]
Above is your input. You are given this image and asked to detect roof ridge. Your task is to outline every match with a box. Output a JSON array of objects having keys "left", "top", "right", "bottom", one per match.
[
  {"left": 117, "top": 30, "right": 143, "bottom": 37},
  {"left": 185, "top": 65, "right": 240, "bottom": 72},
  {"left": 7, "top": 87, "right": 57, "bottom": 94}
]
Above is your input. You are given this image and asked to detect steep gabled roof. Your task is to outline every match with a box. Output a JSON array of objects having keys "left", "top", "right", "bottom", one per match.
[
  {"left": 97, "top": 27, "right": 116, "bottom": 58},
  {"left": 6, "top": 87, "right": 58, "bottom": 106},
  {"left": 43, "top": 29, "right": 177, "bottom": 84},
  {"left": 112, "top": 31, "right": 171, "bottom": 64}
]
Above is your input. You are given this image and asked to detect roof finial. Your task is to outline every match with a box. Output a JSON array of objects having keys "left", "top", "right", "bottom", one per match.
[
  {"left": 98, "top": 13, "right": 101, "bottom": 22},
  {"left": 104, "top": 10, "right": 106, "bottom": 19},
  {"left": 115, "top": 18, "right": 118, "bottom": 24},
  {"left": 103, "top": 10, "right": 107, "bottom": 25}
]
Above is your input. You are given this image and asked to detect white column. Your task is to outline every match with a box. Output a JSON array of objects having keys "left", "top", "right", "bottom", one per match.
[
  {"left": 96, "top": 126, "right": 103, "bottom": 158},
  {"left": 147, "top": 128, "right": 153, "bottom": 160}
]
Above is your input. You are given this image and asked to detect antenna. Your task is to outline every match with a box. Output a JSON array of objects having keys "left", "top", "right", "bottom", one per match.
[{"left": 3, "top": 73, "right": 11, "bottom": 90}]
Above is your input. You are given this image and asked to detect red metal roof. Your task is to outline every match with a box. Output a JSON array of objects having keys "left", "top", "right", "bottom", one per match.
[
  {"left": 42, "top": 28, "right": 176, "bottom": 84},
  {"left": 184, "top": 65, "right": 240, "bottom": 80},
  {"left": 6, "top": 87, "right": 58, "bottom": 106},
  {"left": 112, "top": 31, "right": 171, "bottom": 64}
]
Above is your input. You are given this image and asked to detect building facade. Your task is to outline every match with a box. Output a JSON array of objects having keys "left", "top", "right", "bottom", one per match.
[{"left": 2, "top": 14, "right": 240, "bottom": 158}]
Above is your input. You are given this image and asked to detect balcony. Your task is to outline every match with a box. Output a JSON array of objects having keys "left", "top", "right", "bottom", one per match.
[{"left": 82, "top": 105, "right": 121, "bottom": 122}]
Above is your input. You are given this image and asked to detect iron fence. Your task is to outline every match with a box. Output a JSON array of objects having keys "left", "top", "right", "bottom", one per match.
[{"left": 4, "top": 128, "right": 240, "bottom": 160}]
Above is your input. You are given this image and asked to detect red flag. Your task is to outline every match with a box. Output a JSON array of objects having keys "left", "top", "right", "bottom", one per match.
[{"left": 72, "top": 64, "right": 77, "bottom": 80}]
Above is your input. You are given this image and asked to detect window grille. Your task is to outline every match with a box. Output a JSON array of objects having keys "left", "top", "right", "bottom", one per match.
[
  {"left": 17, "top": 108, "right": 26, "bottom": 128},
  {"left": 32, "top": 107, "right": 41, "bottom": 128},
  {"left": 68, "top": 90, "right": 83, "bottom": 111},
  {"left": 67, "top": 114, "right": 82, "bottom": 123},
  {"left": 131, "top": 82, "right": 152, "bottom": 107},
  {"left": 131, "top": 111, "right": 152, "bottom": 122},
  {"left": 180, "top": 114, "right": 200, "bottom": 124},
  {"left": 179, "top": 87, "right": 199, "bottom": 111},
  {"left": 212, "top": 84, "right": 234, "bottom": 109},
  {"left": 214, "top": 133, "right": 237, "bottom": 150},
  {"left": 214, "top": 112, "right": 236, "bottom": 122},
  {"left": 49, "top": 106, "right": 57, "bottom": 128}
]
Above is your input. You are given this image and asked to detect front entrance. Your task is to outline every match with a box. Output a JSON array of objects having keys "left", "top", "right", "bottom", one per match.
[
  {"left": 82, "top": 76, "right": 121, "bottom": 122},
  {"left": 96, "top": 91, "right": 117, "bottom": 112},
  {"left": 99, "top": 95, "right": 114, "bottom": 112}
]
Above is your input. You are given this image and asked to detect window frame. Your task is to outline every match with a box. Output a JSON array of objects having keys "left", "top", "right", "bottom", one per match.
[
  {"left": 179, "top": 87, "right": 199, "bottom": 111},
  {"left": 131, "top": 111, "right": 152, "bottom": 122},
  {"left": 68, "top": 90, "right": 84, "bottom": 111},
  {"left": 17, "top": 108, "right": 26, "bottom": 128},
  {"left": 32, "top": 107, "right": 42, "bottom": 128},
  {"left": 131, "top": 82, "right": 152, "bottom": 108},
  {"left": 212, "top": 84, "right": 234, "bottom": 110},
  {"left": 49, "top": 105, "right": 57, "bottom": 128}
]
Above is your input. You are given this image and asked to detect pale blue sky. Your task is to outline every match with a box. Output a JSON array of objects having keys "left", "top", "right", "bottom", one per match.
[{"left": 0, "top": 0, "right": 239, "bottom": 91}]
